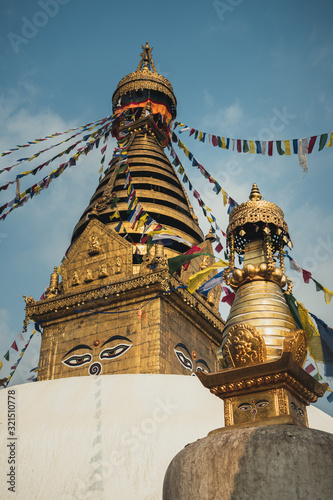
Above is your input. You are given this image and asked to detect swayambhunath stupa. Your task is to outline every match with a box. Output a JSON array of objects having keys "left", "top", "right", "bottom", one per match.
[{"left": 1, "top": 36, "right": 333, "bottom": 500}]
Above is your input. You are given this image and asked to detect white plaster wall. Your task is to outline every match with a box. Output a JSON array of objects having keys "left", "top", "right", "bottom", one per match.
[{"left": 0, "top": 374, "right": 332, "bottom": 500}]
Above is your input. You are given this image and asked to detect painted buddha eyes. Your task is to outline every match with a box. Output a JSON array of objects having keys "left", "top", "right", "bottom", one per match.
[
  {"left": 62, "top": 353, "right": 92, "bottom": 367},
  {"left": 174, "top": 343, "right": 210, "bottom": 374},
  {"left": 174, "top": 349, "right": 193, "bottom": 371},
  {"left": 99, "top": 344, "right": 132, "bottom": 360},
  {"left": 238, "top": 400, "right": 269, "bottom": 412},
  {"left": 61, "top": 336, "right": 133, "bottom": 373}
]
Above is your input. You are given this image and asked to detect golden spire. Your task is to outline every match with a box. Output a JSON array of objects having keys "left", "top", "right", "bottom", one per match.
[
  {"left": 136, "top": 42, "right": 157, "bottom": 73},
  {"left": 112, "top": 42, "right": 176, "bottom": 116},
  {"left": 249, "top": 183, "right": 262, "bottom": 201},
  {"left": 197, "top": 183, "right": 327, "bottom": 429}
]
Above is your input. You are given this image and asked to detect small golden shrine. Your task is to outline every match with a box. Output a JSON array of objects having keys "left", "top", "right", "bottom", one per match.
[
  {"left": 197, "top": 184, "right": 327, "bottom": 428},
  {"left": 23, "top": 43, "right": 225, "bottom": 381}
]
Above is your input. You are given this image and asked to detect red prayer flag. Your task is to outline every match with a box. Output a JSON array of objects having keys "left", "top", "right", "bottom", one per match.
[
  {"left": 307, "top": 136, "right": 317, "bottom": 154},
  {"left": 305, "top": 363, "right": 315, "bottom": 374},
  {"left": 183, "top": 246, "right": 201, "bottom": 270},
  {"left": 237, "top": 140, "right": 242, "bottom": 153},
  {"left": 302, "top": 269, "right": 312, "bottom": 284},
  {"left": 215, "top": 242, "right": 223, "bottom": 253},
  {"left": 221, "top": 286, "right": 235, "bottom": 306},
  {"left": 268, "top": 141, "right": 273, "bottom": 156},
  {"left": 212, "top": 135, "right": 218, "bottom": 147},
  {"left": 11, "top": 341, "right": 18, "bottom": 352}
]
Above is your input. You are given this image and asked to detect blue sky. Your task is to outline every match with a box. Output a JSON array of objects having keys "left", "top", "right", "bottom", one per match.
[{"left": 0, "top": 0, "right": 333, "bottom": 414}]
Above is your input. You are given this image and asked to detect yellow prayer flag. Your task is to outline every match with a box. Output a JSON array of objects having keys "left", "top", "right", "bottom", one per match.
[
  {"left": 19, "top": 352, "right": 24, "bottom": 357},
  {"left": 0, "top": 360, "right": 3, "bottom": 371},
  {"left": 249, "top": 141, "right": 256, "bottom": 153},
  {"left": 98, "top": 166, "right": 103, "bottom": 174},
  {"left": 322, "top": 286, "right": 333, "bottom": 304},
  {"left": 178, "top": 140, "right": 185, "bottom": 150},
  {"left": 222, "top": 189, "right": 228, "bottom": 206},
  {"left": 206, "top": 206, "right": 212, "bottom": 212},
  {"left": 57, "top": 266, "right": 62, "bottom": 276},
  {"left": 222, "top": 137, "right": 226, "bottom": 149},
  {"left": 284, "top": 140, "right": 291, "bottom": 155},
  {"left": 109, "top": 211, "right": 120, "bottom": 221},
  {"left": 297, "top": 301, "right": 324, "bottom": 362},
  {"left": 188, "top": 260, "right": 228, "bottom": 294},
  {"left": 183, "top": 146, "right": 190, "bottom": 158},
  {"left": 198, "top": 131, "right": 203, "bottom": 141},
  {"left": 207, "top": 216, "right": 213, "bottom": 223},
  {"left": 326, "top": 131, "right": 333, "bottom": 148}
]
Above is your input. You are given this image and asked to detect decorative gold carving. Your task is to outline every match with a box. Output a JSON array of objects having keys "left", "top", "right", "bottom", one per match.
[
  {"left": 84, "top": 269, "right": 94, "bottom": 282},
  {"left": 224, "top": 324, "right": 266, "bottom": 368},
  {"left": 98, "top": 263, "right": 108, "bottom": 278},
  {"left": 276, "top": 387, "right": 289, "bottom": 415},
  {"left": 72, "top": 271, "right": 80, "bottom": 286},
  {"left": 227, "top": 199, "right": 289, "bottom": 238},
  {"left": 283, "top": 329, "right": 307, "bottom": 366},
  {"left": 88, "top": 235, "right": 100, "bottom": 255},
  {"left": 115, "top": 256, "right": 122, "bottom": 274},
  {"left": 23, "top": 295, "right": 35, "bottom": 305}
]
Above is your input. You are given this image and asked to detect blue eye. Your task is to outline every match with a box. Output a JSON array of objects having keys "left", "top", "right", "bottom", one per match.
[
  {"left": 62, "top": 353, "right": 92, "bottom": 367},
  {"left": 99, "top": 343, "right": 132, "bottom": 360}
]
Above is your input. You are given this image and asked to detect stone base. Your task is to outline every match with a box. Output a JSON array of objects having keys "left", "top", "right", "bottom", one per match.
[{"left": 163, "top": 425, "right": 333, "bottom": 500}]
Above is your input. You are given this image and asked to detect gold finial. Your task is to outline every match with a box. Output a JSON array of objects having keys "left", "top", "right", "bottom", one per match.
[
  {"left": 249, "top": 183, "right": 262, "bottom": 201},
  {"left": 137, "top": 41, "right": 157, "bottom": 74}
]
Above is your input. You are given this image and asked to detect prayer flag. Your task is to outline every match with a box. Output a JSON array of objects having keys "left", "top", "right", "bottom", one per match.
[
  {"left": 302, "top": 269, "right": 312, "bottom": 283},
  {"left": 221, "top": 286, "right": 235, "bottom": 306},
  {"left": 310, "top": 313, "right": 333, "bottom": 377},
  {"left": 11, "top": 341, "right": 18, "bottom": 352},
  {"left": 322, "top": 286, "right": 333, "bottom": 305},
  {"left": 197, "top": 270, "right": 224, "bottom": 295},
  {"left": 168, "top": 250, "right": 211, "bottom": 275},
  {"left": 305, "top": 363, "right": 315, "bottom": 374},
  {"left": 188, "top": 260, "right": 228, "bottom": 294}
]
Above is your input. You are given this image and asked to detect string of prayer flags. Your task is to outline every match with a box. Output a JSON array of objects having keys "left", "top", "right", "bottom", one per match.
[
  {"left": 0, "top": 117, "right": 116, "bottom": 221},
  {"left": 284, "top": 251, "right": 333, "bottom": 305},
  {"left": 5, "top": 329, "right": 37, "bottom": 387},
  {"left": 170, "top": 133, "right": 239, "bottom": 216},
  {"left": 173, "top": 121, "right": 333, "bottom": 161},
  {"left": 0, "top": 115, "right": 113, "bottom": 159}
]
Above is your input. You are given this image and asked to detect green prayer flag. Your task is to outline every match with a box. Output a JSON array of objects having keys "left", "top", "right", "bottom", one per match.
[
  {"left": 116, "top": 163, "right": 128, "bottom": 174},
  {"left": 168, "top": 252, "right": 215, "bottom": 275},
  {"left": 110, "top": 195, "right": 120, "bottom": 209},
  {"left": 146, "top": 235, "right": 153, "bottom": 254},
  {"left": 217, "top": 137, "right": 222, "bottom": 148},
  {"left": 194, "top": 130, "right": 199, "bottom": 140},
  {"left": 312, "top": 278, "right": 324, "bottom": 292},
  {"left": 4, "top": 351, "right": 9, "bottom": 361},
  {"left": 243, "top": 140, "right": 249, "bottom": 153},
  {"left": 284, "top": 293, "right": 303, "bottom": 330},
  {"left": 276, "top": 141, "right": 285, "bottom": 155},
  {"left": 319, "top": 134, "right": 328, "bottom": 151}
]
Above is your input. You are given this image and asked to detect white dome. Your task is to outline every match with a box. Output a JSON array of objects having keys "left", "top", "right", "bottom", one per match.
[{"left": 0, "top": 374, "right": 332, "bottom": 499}]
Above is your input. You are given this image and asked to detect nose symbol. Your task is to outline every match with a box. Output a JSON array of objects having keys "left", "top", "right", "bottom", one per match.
[{"left": 89, "top": 362, "right": 102, "bottom": 376}]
